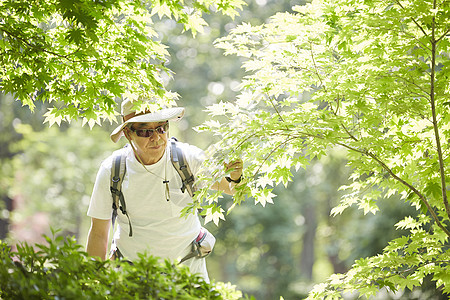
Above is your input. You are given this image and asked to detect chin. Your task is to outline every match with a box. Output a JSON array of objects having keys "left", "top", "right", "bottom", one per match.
[{"left": 147, "top": 145, "right": 165, "bottom": 156}]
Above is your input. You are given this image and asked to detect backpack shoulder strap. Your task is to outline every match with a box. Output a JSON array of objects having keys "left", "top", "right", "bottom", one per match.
[
  {"left": 110, "top": 150, "right": 133, "bottom": 237},
  {"left": 170, "top": 138, "right": 197, "bottom": 198}
]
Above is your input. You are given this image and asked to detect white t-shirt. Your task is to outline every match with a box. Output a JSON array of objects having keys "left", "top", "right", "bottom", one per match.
[{"left": 87, "top": 141, "right": 209, "bottom": 280}]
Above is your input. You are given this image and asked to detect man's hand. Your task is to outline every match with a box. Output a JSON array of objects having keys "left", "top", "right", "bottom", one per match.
[
  {"left": 212, "top": 159, "right": 244, "bottom": 195},
  {"left": 224, "top": 159, "right": 243, "bottom": 182}
]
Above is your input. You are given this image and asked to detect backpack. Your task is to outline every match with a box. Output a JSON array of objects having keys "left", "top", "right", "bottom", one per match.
[{"left": 109, "top": 138, "right": 197, "bottom": 237}]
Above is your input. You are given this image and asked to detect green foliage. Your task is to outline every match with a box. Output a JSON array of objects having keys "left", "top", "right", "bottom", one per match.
[
  {"left": 0, "top": 0, "right": 245, "bottom": 126},
  {"left": 308, "top": 220, "right": 450, "bottom": 298},
  {"left": 156, "top": 0, "right": 304, "bottom": 148},
  {"left": 194, "top": 0, "right": 450, "bottom": 297},
  {"left": 0, "top": 232, "right": 245, "bottom": 299}
]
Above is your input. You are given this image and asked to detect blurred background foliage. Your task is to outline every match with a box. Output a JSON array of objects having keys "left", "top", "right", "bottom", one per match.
[{"left": 0, "top": 0, "right": 435, "bottom": 299}]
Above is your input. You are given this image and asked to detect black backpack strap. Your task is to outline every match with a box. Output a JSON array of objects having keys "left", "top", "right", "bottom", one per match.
[
  {"left": 110, "top": 152, "right": 133, "bottom": 237},
  {"left": 170, "top": 138, "right": 197, "bottom": 198}
]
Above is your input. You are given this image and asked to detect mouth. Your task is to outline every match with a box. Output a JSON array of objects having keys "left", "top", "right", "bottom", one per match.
[{"left": 148, "top": 143, "right": 164, "bottom": 149}]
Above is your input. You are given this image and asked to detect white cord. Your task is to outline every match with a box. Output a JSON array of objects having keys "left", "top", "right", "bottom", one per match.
[{"left": 128, "top": 140, "right": 171, "bottom": 201}]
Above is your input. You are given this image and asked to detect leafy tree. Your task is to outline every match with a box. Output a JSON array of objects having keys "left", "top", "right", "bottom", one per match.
[
  {"left": 0, "top": 0, "right": 244, "bottom": 126},
  {"left": 194, "top": 0, "right": 450, "bottom": 297}
]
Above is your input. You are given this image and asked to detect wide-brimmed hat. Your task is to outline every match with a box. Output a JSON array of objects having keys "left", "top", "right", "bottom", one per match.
[{"left": 110, "top": 98, "right": 184, "bottom": 143}]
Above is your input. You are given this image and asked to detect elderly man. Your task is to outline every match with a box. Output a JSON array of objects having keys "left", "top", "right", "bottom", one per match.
[{"left": 85, "top": 99, "right": 242, "bottom": 282}]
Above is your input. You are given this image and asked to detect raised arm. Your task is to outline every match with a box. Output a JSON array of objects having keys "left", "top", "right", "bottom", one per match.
[{"left": 214, "top": 160, "right": 243, "bottom": 195}]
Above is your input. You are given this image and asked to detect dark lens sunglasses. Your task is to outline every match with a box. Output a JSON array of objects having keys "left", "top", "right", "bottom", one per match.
[{"left": 130, "top": 122, "right": 168, "bottom": 138}]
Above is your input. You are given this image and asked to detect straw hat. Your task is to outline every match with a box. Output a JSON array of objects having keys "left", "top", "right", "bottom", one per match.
[{"left": 110, "top": 98, "right": 184, "bottom": 143}]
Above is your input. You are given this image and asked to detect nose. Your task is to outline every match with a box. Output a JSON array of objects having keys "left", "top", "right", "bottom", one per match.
[{"left": 148, "top": 131, "right": 160, "bottom": 142}]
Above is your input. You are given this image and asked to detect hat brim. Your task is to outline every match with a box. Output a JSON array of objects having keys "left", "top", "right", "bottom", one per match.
[{"left": 110, "top": 107, "right": 185, "bottom": 143}]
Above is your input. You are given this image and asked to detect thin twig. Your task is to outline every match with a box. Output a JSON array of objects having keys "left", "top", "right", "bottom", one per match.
[
  {"left": 309, "top": 41, "right": 326, "bottom": 91},
  {"left": 394, "top": 0, "right": 429, "bottom": 38},
  {"left": 252, "top": 135, "right": 298, "bottom": 179},
  {"left": 265, "top": 95, "right": 286, "bottom": 124}
]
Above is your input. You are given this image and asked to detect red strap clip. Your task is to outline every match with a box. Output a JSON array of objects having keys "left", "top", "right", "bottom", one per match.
[{"left": 195, "top": 228, "right": 206, "bottom": 243}]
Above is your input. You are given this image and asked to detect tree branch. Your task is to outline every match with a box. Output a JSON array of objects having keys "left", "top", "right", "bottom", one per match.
[
  {"left": 383, "top": 74, "right": 430, "bottom": 98},
  {"left": 301, "top": 121, "right": 450, "bottom": 236},
  {"left": 265, "top": 94, "right": 286, "bottom": 125},
  {"left": 252, "top": 135, "right": 298, "bottom": 179},
  {"left": 0, "top": 25, "right": 122, "bottom": 65},
  {"left": 252, "top": 124, "right": 450, "bottom": 236},
  {"left": 360, "top": 148, "right": 450, "bottom": 237},
  {"left": 309, "top": 41, "right": 326, "bottom": 91},
  {"left": 394, "top": 0, "right": 429, "bottom": 38},
  {"left": 430, "top": 1, "right": 450, "bottom": 219},
  {"left": 436, "top": 28, "right": 450, "bottom": 43}
]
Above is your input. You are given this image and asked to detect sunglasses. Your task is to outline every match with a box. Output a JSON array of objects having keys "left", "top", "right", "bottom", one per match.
[{"left": 129, "top": 122, "right": 169, "bottom": 138}]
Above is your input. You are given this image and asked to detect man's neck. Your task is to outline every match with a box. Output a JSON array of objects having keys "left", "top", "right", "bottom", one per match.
[{"left": 136, "top": 151, "right": 164, "bottom": 165}]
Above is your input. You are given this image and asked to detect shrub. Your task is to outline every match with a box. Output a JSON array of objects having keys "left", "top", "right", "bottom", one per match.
[{"left": 0, "top": 234, "right": 246, "bottom": 299}]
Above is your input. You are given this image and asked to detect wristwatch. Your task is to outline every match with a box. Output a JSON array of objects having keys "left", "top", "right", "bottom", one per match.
[{"left": 225, "top": 175, "right": 242, "bottom": 184}]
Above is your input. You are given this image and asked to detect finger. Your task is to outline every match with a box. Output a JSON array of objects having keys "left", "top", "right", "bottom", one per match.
[
  {"left": 225, "top": 164, "right": 242, "bottom": 172},
  {"left": 225, "top": 160, "right": 243, "bottom": 168}
]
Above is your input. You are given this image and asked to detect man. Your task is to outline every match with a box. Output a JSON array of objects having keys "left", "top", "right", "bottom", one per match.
[{"left": 85, "top": 99, "right": 242, "bottom": 282}]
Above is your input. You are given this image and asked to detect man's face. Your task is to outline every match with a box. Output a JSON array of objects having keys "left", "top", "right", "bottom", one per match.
[{"left": 125, "top": 121, "right": 169, "bottom": 165}]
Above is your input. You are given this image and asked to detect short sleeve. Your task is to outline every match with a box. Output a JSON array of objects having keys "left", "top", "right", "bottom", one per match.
[
  {"left": 184, "top": 144, "right": 205, "bottom": 177},
  {"left": 87, "top": 157, "right": 114, "bottom": 220},
  {"left": 174, "top": 142, "right": 207, "bottom": 190}
]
